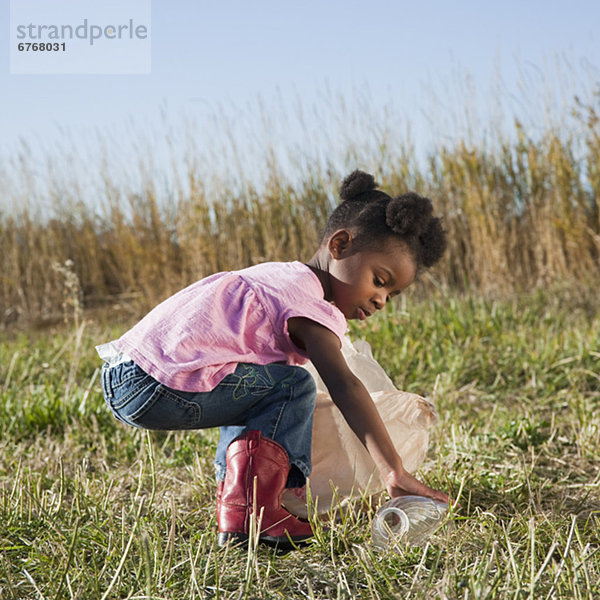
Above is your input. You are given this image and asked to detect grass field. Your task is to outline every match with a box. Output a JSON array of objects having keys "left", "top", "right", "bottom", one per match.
[
  {"left": 1, "top": 79, "right": 599, "bottom": 598},
  {"left": 1, "top": 286, "right": 599, "bottom": 599}
]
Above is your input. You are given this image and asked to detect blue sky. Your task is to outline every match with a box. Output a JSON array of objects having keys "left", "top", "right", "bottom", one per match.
[{"left": 1, "top": 0, "right": 599, "bottom": 186}]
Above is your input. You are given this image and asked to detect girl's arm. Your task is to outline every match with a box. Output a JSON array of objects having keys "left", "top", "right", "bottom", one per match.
[{"left": 288, "top": 317, "right": 450, "bottom": 504}]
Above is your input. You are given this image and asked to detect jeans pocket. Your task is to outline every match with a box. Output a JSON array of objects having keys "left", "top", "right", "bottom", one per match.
[
  {"left": 110, "top": 362, "right": 148, "bottom": 394},
  {"left": 126, "top": 384, "right": 202, "bottom": 430}
]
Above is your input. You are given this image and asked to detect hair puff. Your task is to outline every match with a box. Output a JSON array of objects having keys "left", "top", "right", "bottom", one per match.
[
  {"left": 339, "top": 170, "right": 378, "bottom": 201},
  {"left": 385, "top": 193, "right": 434, "bottom": 237},
  {"left": 419, "top": 217, "right": 447, "bottom": 267}
]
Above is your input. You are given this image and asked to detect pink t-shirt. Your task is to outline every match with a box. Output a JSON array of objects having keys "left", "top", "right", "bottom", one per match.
[{"left": 113, "top": 261, "right": 347, "bottom": 392}]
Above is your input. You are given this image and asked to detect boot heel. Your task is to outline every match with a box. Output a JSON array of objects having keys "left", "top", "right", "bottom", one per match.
[{"left": 218, "top": 531, "right": 249, "bottom": 547}]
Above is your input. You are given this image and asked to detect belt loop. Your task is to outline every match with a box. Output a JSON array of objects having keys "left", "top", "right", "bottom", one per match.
[{"left": 101, "top": 363, "right": 114, "bottom": 399}]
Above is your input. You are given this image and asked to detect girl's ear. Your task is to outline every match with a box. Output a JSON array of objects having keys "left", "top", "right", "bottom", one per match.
[{"left": 327, "top": 229, "right": 353, "bottom": 259}]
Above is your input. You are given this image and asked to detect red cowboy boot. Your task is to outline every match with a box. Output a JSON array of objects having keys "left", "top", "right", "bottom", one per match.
[
  {"left": 216, "top": 480, "right": 224, "bottom": 529},
  {"left": 217, "top": 430, "right": 314, "bottom": 548}
]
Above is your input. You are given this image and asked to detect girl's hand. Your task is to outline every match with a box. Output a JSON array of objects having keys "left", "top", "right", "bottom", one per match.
[{"left": 384, "top": 467, "right": 451, "bottom": 504}]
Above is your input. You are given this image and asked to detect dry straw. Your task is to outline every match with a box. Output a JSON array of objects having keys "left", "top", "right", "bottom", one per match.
[{"left": 1, "top": 93, "right": 599, "bottom": 327}]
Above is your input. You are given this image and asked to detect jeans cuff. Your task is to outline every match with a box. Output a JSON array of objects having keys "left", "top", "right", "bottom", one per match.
[{"left": 214, "top": 461, "right": 226, "bottom": 482}]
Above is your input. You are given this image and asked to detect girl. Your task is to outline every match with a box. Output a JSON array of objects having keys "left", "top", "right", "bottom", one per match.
[{"left": 98, "top": 170, "right": 451, "bottom": 548}]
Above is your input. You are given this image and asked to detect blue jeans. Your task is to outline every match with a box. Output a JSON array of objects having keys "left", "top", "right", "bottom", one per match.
[{"left": 101, "top": 360, "right": 316, "bottom": 488}]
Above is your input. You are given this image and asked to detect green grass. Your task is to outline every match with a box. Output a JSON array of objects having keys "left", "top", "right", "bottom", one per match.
[{"left": 1, "top": 288, "right": 600, "bottom": 599}]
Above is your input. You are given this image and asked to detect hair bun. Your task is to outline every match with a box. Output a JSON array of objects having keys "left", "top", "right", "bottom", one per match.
[
  {"left": 339, "top": 170, "right": 377, "bottom": 201},
  {"left": 419, "top": 218, "right": 447, "bottom": 267},
  {"left": 385, "top": 193, "right": 433, "bottom": 237}
]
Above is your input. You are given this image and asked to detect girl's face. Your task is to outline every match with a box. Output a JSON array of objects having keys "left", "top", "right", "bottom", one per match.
[{"left": 327, "top": 233, "right": 417, "bottom": 320}]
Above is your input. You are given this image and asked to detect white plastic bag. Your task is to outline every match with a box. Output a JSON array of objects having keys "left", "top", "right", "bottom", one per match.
[{"left": 282, "top": 336, "right": 438, "bottom": 518}]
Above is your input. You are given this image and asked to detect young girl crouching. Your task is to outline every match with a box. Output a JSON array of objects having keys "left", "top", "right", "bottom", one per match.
[{"left": 97, "top": 170, "right": 451, "bottom": 548}]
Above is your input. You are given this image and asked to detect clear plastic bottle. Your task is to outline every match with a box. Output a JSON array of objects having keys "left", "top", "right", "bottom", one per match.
[{"left": 371, "top": 495, "right": 449, "bottom": 549}]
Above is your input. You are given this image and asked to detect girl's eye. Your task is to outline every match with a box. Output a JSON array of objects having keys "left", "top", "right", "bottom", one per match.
[{"left": 374, "top": 277, "right": 385, "bottom": 287}]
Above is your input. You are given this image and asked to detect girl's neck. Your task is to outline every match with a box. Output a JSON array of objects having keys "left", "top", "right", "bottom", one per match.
[{"left": 305, "top": 248, "right": 333, "bottom": 302}]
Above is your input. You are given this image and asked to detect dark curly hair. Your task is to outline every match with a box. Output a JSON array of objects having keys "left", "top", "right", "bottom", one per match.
[{"left": 322, "top": 170, "right": 446, "bottom": 268}]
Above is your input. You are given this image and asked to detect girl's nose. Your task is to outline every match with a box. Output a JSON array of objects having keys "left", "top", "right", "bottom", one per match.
[{"left": 372, "top": 293, "right": 387, "bottom": 310}]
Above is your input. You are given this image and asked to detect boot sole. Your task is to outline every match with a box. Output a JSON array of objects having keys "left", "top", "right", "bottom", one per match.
[
  {"left": 218, "top": 532, "right": 248, "bottom": 547},
  {"left": 218, "top": 531, "right": 312, "bottom": 550}
]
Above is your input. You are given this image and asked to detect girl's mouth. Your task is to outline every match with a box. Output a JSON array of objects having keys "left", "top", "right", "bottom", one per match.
[{"left": 357, "top": 308, "right": 368, "bottom": 320}]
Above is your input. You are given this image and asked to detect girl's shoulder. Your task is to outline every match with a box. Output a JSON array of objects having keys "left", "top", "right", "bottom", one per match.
[
  {"left": 240, "top": 261, "right": 318, "bottom": 292},
  {"left": 240, "top": 260, "right": 308, "bottom": 275}
]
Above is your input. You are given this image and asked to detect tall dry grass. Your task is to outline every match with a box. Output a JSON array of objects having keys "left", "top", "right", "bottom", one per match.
[
  {"left": 1, "top": 93, "right": 599, "bottom": 328},
  {"left": 429, "top": 113, "right": 600, "bottom": 291}
]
